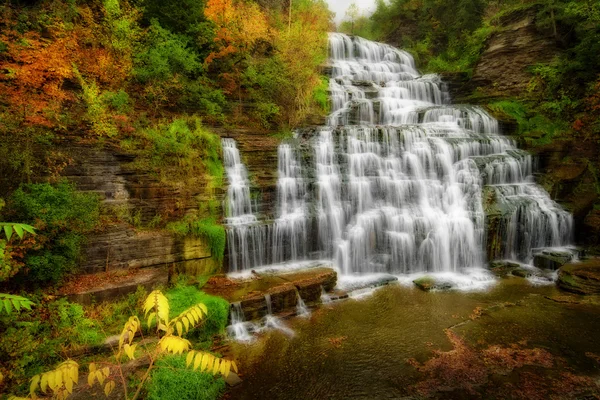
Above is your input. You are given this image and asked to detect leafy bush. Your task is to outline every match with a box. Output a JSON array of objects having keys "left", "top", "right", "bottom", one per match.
[
  {"left": 146, "top": 354, "right": 226, "bottom": 400},
  {"left": 4, "top": 181, "right": 100, "bottom": 283}
]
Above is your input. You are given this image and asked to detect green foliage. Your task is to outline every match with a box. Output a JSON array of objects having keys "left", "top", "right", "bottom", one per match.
[
  {"left": 134, "top": 20, "right": 202, "bottom": 83},
  {"left": 4, "top": 181, "right": 100, "bottom": 283},
  {"left": 165, "top": 285, "right": 229, "bottom": 343},
  {"left": 100, "top": 89, "right": 132, "bottom": 114},
  {"left": 313, "top": 76, "right": 330, "bottom": 113},
  {"left": 48, "top": 298, "right": 104, "bottom": 345},
  {"left": 137, "top": 117, "right": 224, "bottom": 185},
  {"left": 73, "top": 65, "right": 119, "bottom": 137},
  {"left": 102, "top": 0, "right": 139, "bottom": 55},
  {"left": 146, "top": 354, "right": 226, "bottom": 400},
  {"left": 0, "top": 294, "right": 33, "bottom": 315},
  {"left": 167, "top": 217, "right": 226, "bottom": 262},
  {"left": 488, "top": 100, "right": 567, "bottom": 145}
]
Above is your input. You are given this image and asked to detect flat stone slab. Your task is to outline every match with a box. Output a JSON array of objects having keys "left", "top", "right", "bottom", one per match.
[
  {"left": 204, "top": 267, "right": 337, "bottom": 322},
  {"left": 62, "top": 267, "right": 168, "bottom": 305},
  {"left": 558, "top": 259, "right": 600, "bottom": 295}
]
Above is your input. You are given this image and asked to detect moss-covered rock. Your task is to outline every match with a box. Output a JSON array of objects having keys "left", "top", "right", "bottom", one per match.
[
  {"left": 489, "top": 260, "right": 522, "bottom": 277},
  {"left": 413, "top": 276, "right": 453, "bottom": 292},
  {"left": 558, "top": 259, "right": 600, "bottom": 295}
]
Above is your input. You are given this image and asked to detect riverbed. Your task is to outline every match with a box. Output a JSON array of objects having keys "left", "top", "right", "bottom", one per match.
[{"left": 227, "top": 278, "right": 600, "bottom": 399}]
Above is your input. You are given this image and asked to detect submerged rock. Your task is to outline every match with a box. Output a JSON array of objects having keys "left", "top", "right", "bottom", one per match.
[
  {"left": 489, "top": 260, "right": 522, "bottom": 277},
  {"left": 413, "top": 276, "right": 453, "bottom": 292},
  {"left": 558, "top": 259, "right": 600, "bottom": 295},
  {"left": 512, "top": 268, "right": 534, "bottom": 278}
]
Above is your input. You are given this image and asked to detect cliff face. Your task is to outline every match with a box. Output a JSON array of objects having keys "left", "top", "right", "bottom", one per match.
[
  {"left": 471, "top": 8, "right": 559, "bottom": 97},
  {"left": 61, "top": 141, "right": 223, "bottom": 276}
]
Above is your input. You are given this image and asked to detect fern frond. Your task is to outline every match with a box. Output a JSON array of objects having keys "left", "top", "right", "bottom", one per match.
[
  {"left": 0, "top": 294, "right": 34, "bottom": 315},
  {"left": 185, "top": 350, "right": 238, "bottom": 378},
  {"left": 157, "top": 334, "right": 191, "bottom": 354},
  {"left": 30, "top": 359, "right": 79, "bottom": 398},
  {"left": 144, "top": 290, "right": 169, "bottom": 328},
  {"left": 168, "top": 303, "right": 207, "bottom": 336}
]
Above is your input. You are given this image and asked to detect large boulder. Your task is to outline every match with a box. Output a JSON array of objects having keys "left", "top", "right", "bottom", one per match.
[{"left": 558, "top": 259, "right": 600, "bottom": 295}]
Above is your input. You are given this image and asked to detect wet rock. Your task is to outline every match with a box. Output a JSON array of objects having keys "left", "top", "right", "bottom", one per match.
[
  {"left": 533, "top": 249, "right": 577, "bottom": 270},
  {"left": 225, "top": 372, "right": 243, "bottom": 387},
  {"left": 413, "top": 276, "right": 453, "bottom": 292},
  {"left": 489, "top": 260, "right": 522, "bottom": 277},
  {"left": 512, "top": 268, "right": 533, "bottom": 278},
  {"left": 558, "top": 259, "right": 600, "bottom": 295}
]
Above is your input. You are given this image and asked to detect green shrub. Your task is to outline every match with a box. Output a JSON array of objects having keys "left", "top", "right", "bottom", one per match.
[
  {"left": 48, "top": 298, "right": 103, "bottom": 345},
  {"left": 5, "top": 181, "right": 100, "bottom": 283},
  {"left": 146, "top": 354, "right": 226, "bottom": 400}
]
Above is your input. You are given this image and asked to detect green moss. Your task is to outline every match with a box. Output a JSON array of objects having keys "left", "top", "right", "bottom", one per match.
[
  {"left": 146, "top": 354, "right": 226, "bottom": 400},
  {"left": 167, "top": 217, "right": 226, "bottom": 262},
  {"left": 165, "top": 285, "right": 229, "bottom": 345}
]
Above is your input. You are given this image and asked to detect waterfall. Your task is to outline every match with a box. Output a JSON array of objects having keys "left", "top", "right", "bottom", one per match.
[
  {"left": 222, "top": 33, "right": 573, "bottom": 276},
  {"left": 296, "top": 291, "right": 310, "bottom": 317},
  {"left": 227, "top": 302, "right": 255, "bottom": 342}
]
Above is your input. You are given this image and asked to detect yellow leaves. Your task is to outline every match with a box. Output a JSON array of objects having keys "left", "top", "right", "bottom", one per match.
[
  {"left": 104, "top": 380, "right": 115, "bottom": 396},
  {"left": 30, "top": 359, "right": 79, "bottom": 400},
  {"left": 118, "top": 316, "right": 140, "bottom": 349},
  {"left": 144, "top": 290, "right": 170, "bottom": 330},
  {"left": 158, "top": 335, "right": 191, "bottom": 355},
  {"left": 88, "top": 362, "right": 115, "bottom": 395},
  {"left": 185, "top": 351, "right": 238, "bottom": 378},
  {"left": 168, "top": 303, "right": 207, "bottom": 336},
  {"left": 123, "top": 343, "right": 137, "bottom": 360}
]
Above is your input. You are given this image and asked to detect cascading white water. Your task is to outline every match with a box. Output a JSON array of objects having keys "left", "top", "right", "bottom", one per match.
[{"left": 223, "top": 33, "right": 573, "bottom": 277}]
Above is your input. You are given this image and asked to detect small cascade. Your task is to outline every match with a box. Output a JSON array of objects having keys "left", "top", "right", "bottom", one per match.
[
  {"left": 320, "top": 286, "right": 332, "bottom": 304},
  {"left": 221, "top": 33, "right": 573, "bottom": 282},
  {"left": 296, "top": 291, "right": 310, "bottom": 318},
  {"left": 227, "top": 302, "right": 255, "bottom": 342},
  {"left": 263, "top": 294, "right": 294, "bottom": 336}
]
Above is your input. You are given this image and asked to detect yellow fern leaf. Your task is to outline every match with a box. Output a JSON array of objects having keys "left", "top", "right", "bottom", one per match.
[
  {"left": 220, "top": 359, "right": 231, "bottom": 378},
  {"left": 232, "top": 360, "right": 239, "bottom": 374},
  {"left": 176, "top": 321, "right": 183, "bottom": 336},
  {"left": 201, "top": 353, "right": 211, "bottom": 372},
  {"left": 40, "top": 372, "right": 48, "bottom": 393},
  {"left": 193, "top": 352, "right": 202, "bottom": 370},
  {"left": 30, "top": 374, "right": 40, "bottom": 395},
  {"left": 212, "top": 358, "right": 220, "bottom": 375},
  {"left": 198, "top": 303, "right": 208, "bottom": 316},
  {"left": 65, "top": 376, "right": 74, "bottom": 394},
  {"left": 186, "top": 351, "right": 195, "bottom": 367},
  {"left": 182, "top": 316, "right": 190, "bottom": 332}
]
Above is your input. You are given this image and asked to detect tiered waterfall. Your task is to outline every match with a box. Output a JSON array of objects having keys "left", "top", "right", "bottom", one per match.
[{"left": 223, "top": 33, "right": 573, "bottom": 275}]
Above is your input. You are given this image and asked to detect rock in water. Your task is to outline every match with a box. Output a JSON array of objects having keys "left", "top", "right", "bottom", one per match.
[
  {"left": 413, "top": 276, "right": 453, "bottom": 292},
  {"left": 558, "top": 259, "right": 600, "bottom": 295}
]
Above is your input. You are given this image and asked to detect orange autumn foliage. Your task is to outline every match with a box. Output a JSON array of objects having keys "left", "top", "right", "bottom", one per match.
[
  {"left": 0, "top": 29, "right": 76, "bottom": 127},
  {"left": 204, "top": 0, "right": 270, "bottom": 66}
]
